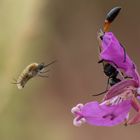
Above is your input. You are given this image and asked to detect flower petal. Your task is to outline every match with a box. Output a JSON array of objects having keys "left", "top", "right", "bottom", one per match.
[
  {"left": 127, "top": 111, "right": 140, "bottom": 125},
  {"left": 80, "top": 100, "right": 131, "bottom": 126},
  {"left": 103, "top": 79, "right": 138, "bottom": 100},
  {"left": 100, "top": 32, "right": 140, "bottom": 85}
]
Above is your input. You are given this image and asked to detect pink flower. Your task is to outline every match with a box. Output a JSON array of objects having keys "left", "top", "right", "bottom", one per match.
[
  {"left": 71, "top": 79, "right": 140, "bottom": 126},
  {"left": 71, "top": 100, "right": 131, "bottom": 127},
  {"left": 104, "top": 79, "right": 140, "bottom": 125},
  {"left": 71, "top": 32, "right": 140, "bottom": 127},
  {"left": 103, "top": 79, "right": 138, "bottom": 100},
  {"left": 99, "top": 32, "right": 140, "bottom": 85}
]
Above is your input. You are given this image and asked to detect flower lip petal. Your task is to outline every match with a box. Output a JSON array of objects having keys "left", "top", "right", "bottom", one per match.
[
  {"left": 127, "top": 111, "right": 140, "bottom": 125},
  {"left": 137, "top": 87, "right": 140, "bottom": 95},
  {"left": 72, "top": 100, "right": 131, "bottom": 127},
  {"left": 103, "top": 79, "right": 138, "bottom": 101},
  {"left": 90, "top": 101, "right": 130, "bottom": 126}
]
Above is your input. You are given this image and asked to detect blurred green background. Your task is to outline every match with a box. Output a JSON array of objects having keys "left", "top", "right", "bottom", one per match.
[{"left": 1, "top": 0, "right": 140, "bottom": 140}]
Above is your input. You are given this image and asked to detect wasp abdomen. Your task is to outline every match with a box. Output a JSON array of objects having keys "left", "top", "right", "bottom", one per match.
[
  {"left": 104, "top": 7, "right": 121, "bottom": 32},
  {"left": 106, "top": 7, "right": 121, "bottom": 23}
]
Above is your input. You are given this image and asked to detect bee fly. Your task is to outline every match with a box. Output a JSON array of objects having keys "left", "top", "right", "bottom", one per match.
[{"left": 13, "top": 60, "right": 56, "bottom": 89}]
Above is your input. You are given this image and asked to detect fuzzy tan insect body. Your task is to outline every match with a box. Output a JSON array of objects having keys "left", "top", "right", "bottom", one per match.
[
  {"left": 16, "top": 63, "right": 39, "bottom": 89},
  {"left": 14, "top": 60, "right": 56, "bottom": 89}
]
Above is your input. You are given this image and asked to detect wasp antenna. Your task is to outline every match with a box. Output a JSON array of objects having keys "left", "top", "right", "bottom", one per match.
[
  {"left": 104, "top": 7, "right": 121, "bottom": 32},
  {"left": 98, "top": 59, "right": 104, "bottom": 63},
  {"left": 44, "top": 60, "right": 57, "bottom": 68}
]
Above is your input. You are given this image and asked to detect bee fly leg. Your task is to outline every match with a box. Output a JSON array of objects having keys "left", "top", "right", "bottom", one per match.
[
  {"left": 38, "top": 74, "right": 49, "bottom": 78},
  {"left": 40, "top": 69, "right": 50, "bottom": 73},
  {"left": 11, "top": 78, "right": 20, "bottom": 84},
  {"left": 11, "top": 81, "right": 20, "bottom": 84},
  {"left": 11, "top": 82, "right": 19, "bottom": 84}
]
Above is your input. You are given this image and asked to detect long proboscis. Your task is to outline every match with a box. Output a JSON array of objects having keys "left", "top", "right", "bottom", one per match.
[
  {"left": 103, "top": 7, "right": 121, "bottom": 32},
  {"left": 44, "top": 60, "right": 57, "bottom": 68}
]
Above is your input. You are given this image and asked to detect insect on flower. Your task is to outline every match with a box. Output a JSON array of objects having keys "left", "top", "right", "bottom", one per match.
[
  {"left": 93, "top": 7, "right": 127, "bottom": 96},
  {"left": 99, "top": 32, "right": 140, "bottom": 85},
  {"left": 13, "top": 60, "right": 56, "bottom": 89},
  {"left": 71, "top": 6, "right": 140, "bottom": 127}
]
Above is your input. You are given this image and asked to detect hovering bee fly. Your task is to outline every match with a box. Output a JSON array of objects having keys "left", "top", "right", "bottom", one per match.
[{"left": 13, "top": 60, "right": 56, "bottom": 89}]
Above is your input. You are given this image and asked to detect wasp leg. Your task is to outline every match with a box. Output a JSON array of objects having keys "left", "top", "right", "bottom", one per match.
[
  {"left": 98, "top": 59, "right": 106, "bottom": 68},
  {"left": 120, "top": 43, "right": 126, "bottom": 63},
  {"left": 118, "top": 70, "right": 125, "bottom": 79},
  {"left": 92, "top": 90, "right": 108, "bottom": 96},
  {"left": 92, "top": 77, "right": 110, "bottom": 96},
  {"left": 106, "top": 77, "right": 110, "bottom": 89},
  {"left": 98, "top": 59, "right": 104, "bottom": 63},
  {"left": 124, "top": 76, "right": 132, "bottom": 79}
]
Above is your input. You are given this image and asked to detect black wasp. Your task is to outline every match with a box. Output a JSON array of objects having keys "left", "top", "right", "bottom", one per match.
[{"left": 93, "top": 7, "right": 127, "bottom": 96}]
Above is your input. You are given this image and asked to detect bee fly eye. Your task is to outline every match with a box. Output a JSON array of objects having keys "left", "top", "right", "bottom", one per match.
[{"left": 38, "top": 64, "right": 44, "bottom": 70}]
